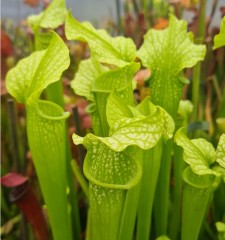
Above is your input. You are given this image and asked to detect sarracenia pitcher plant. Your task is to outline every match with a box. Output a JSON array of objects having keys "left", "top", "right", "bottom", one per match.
[
  {"left": 72, "top": 90, "right": 174, "bottom": 240},
  {"left": 137, "top": 14, "right": 206, "bottom": 236},
  {"left": 4, "top": 3, "right": 225, "bottom": 239},
  {"left": 175, "top": 129, "right": 225, "bottom": 240},
  {"left": 6, "top": 32, "right": 73, "bottom": 240},
  {"left": 65, "top": 11, "right": 206, "bottom": 239}
]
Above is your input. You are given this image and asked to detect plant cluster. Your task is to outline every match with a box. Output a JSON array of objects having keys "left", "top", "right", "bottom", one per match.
[{"left": 1, "top": 0, "right": 225, "bottom": 240}]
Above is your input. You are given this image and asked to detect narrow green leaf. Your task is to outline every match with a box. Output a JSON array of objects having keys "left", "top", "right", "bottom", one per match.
[
  {"left": 216, "top": 134, "right": 225, "bottom": 169},
  {"left": 174, "top": 128, "right": 217, "bottom": 175},
  {"left": 136, "top": 143, "right": 162, "bottom": 240},
  {"left": 137, "top": 14, "right": 206, "bottom": 115},
  {"left": 6, "top": 32, "right": 70, "bottom": 105},
  {"left": 28, "top": 0, "right": 67, "bottom": 30},
  {"left": 70, "top": 160, "right": 89, "bottom": 199},
  {"left": 119, "top": 184, "right": 140, "bottom": 240},
  {"left": 213, "top": 17, "right": 225, "bottom": 50},
  {"left": 65, "top": 12, "right": 137, "bottom": 67},
  {"left": 153, "top": 140, "right": 173, "bottom": 236}
]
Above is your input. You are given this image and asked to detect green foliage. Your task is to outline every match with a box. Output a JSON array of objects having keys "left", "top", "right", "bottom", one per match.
[
  {"left": 216, "top": 222, "right": 225, "bottom": 240},
  {"left": 174, "top": 130, "right": 225, "bottom": 240},
  {"left": 137, "top": 14, "right": 206, "bottom": 116},
  {"left": 6, "top": 31, "right": 72, "bottom": 240},
  {"left": 3, "top": 2, "right": 225, "bottom": 240},
  {"left": 213, "top": 16, "right": 225, "bottom": 50},
  {"left": 71, "top": 58, "right": 105, "bottom": 101},
  {"left": 6, "top": 32, "right": 69, "bottom": 105},
  {"left": 65, "top": 12, "right": 136, "bottom": 67},
  {"left": 74, "top": 96, "right": 174, "bottom": 152},
  {"left": 28, "top": 0, "right": 67, "bottom": 30},
  {"left": 72, "top": 91, "right": 174, "bottom": 240},
  {"left": 216, "top": 134, "right": 225, "bottom": 169},
  {"left": 26, "top": 101, "right": 72, "bottom": 240},
  {"left": 175, "top": 128, "right": 225, "bottom": 177}
]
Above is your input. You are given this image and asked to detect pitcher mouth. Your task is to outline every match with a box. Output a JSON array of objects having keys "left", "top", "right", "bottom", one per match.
[
  {"left": 35, "top": 100, "right": 70, "bottom": 120},
  {"left": 84, "top": 156, "right": 142, "bottom": 190},
  {"left": 182, "top": 166, "right": 219, "bottom": 189}
]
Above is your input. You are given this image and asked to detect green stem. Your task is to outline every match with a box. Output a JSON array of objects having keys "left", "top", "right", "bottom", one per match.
[
  {"left": 71, "top": 160, "right": 89, "bottom": 198},
  {"left": 85, "top": 209, "right": 92, "bottom": 240},
  {"left": 154, "top": 139, "right": 173, "bottom": 236},
  {"left": 169, "top": 144, "right": 184, "bottom": 240},
  {"left": 65, "top": 107, "right": 82, "bottom": 240},
  {"left": 181, "top": 167, "right": 220, "bottom": 240},
  {"left": 66, "top": 148, "right": 81, "bottom": 240},
  {"left": 119, "top": 184, "right": 141, "bottom": 240},
  {"left": 136, "top": 142, "right": 162, "bottom": 240},
  {"left": 192, "top": 62, "right": 201, "bottom": 121}
]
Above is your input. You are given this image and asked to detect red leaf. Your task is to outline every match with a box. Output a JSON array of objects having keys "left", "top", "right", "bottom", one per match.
[
  {"left": 1, "top": 30, "right": 13, "bottom": 57},
  {"left": 1, "top": 173, "right": 28, "bottom": 188}
]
